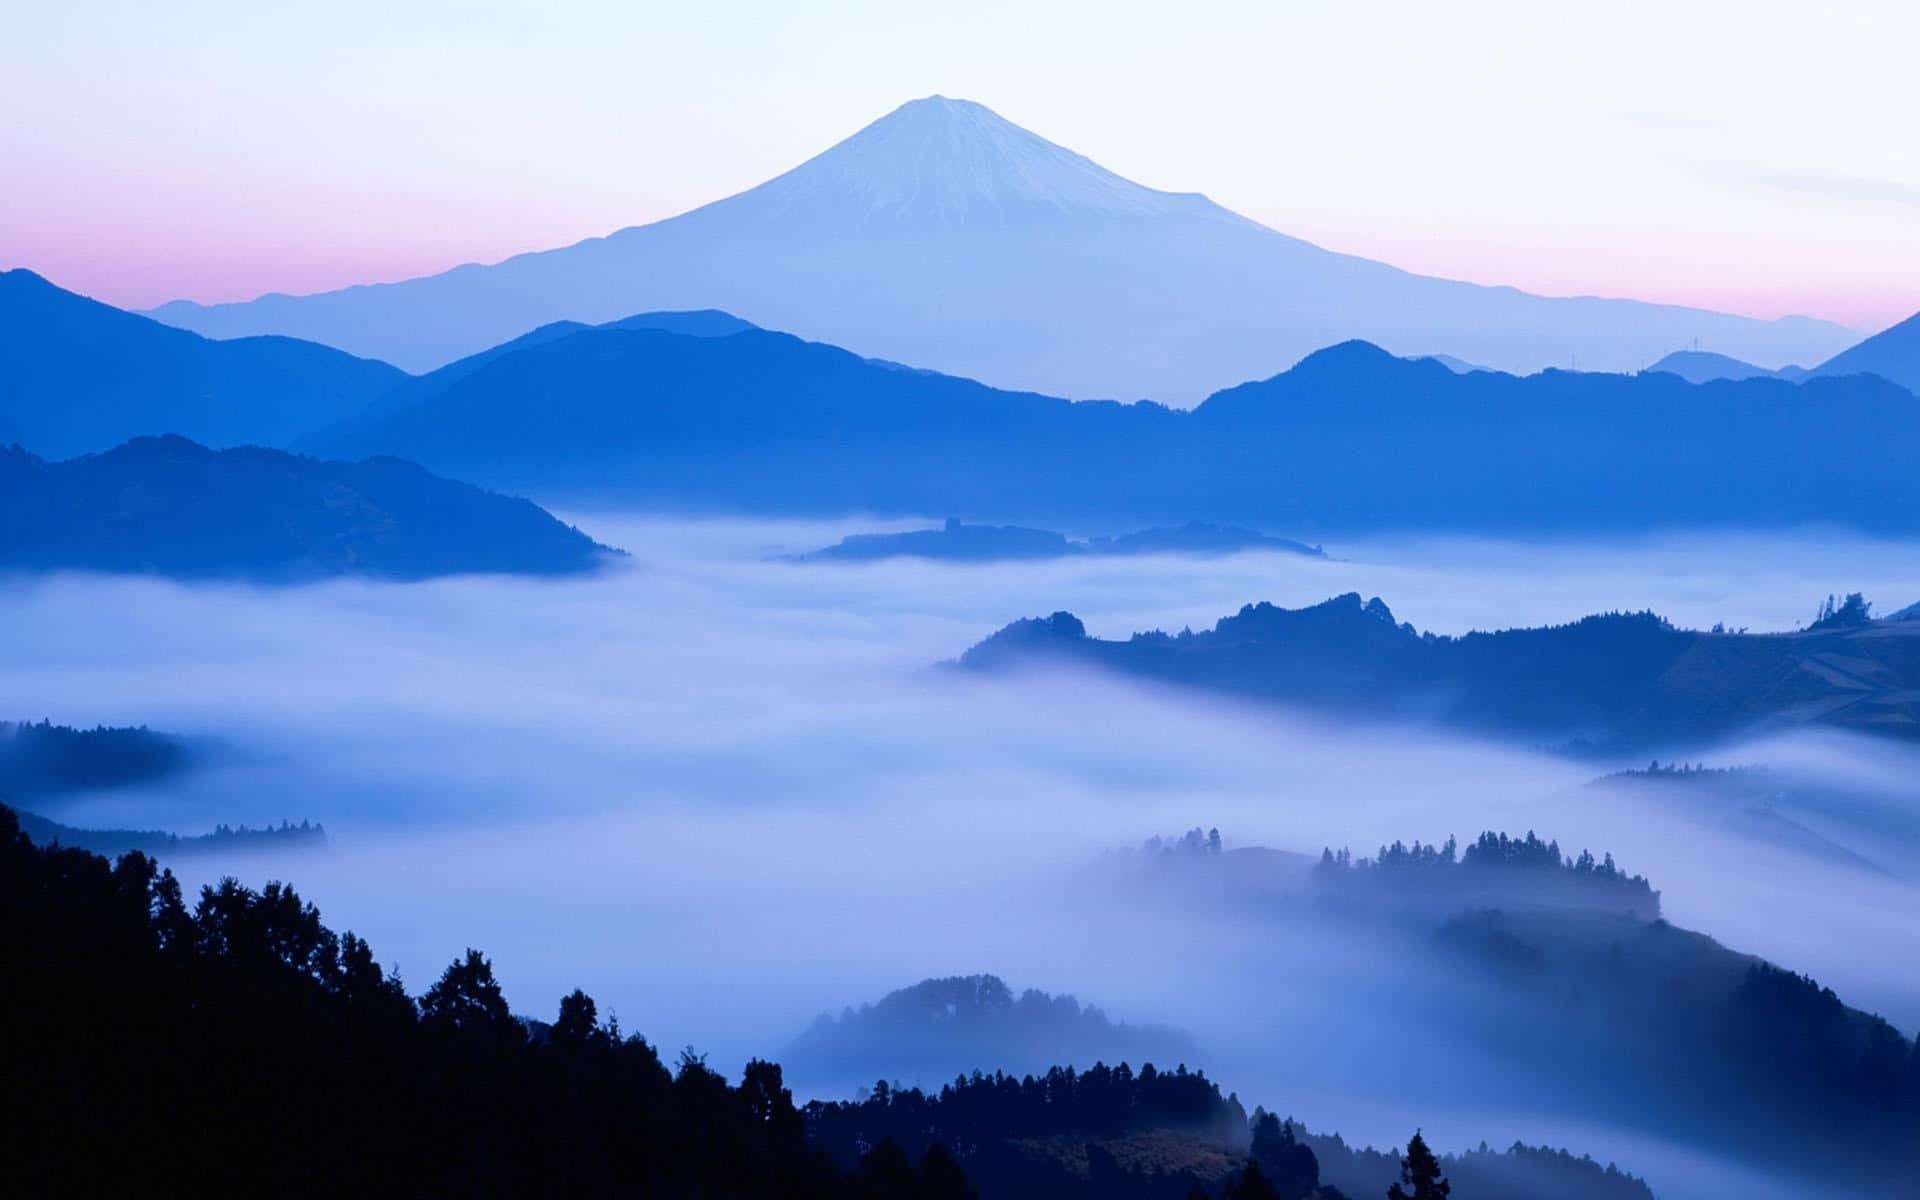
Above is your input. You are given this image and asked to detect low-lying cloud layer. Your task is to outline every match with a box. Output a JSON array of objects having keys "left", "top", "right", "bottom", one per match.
[{"left": 5, "top": 517, "right": 1917, "bottom": 1199}]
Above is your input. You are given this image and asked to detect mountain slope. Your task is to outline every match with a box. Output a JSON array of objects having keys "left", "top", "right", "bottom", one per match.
[
  {"left": 956, "top": 592, "right": 1920, "bottom": 750},
  {"left": 299, "top": 307, "right": 756, "bottom": 450},
  {"left": 0, "top": 435, "right": 615, "bottom": 580},
  {"left": 1812, "top": 310, "right": 1920, "bottom": 392},
  {"left": 0, "top": 269, "right": 406, "bottom": 458},
  {"left": 307, "top": 321, "right": 1169, "bottom": 504},
  {"left": 146, "top": 97, "right": 1855, "bottom": 401},
  {"left": 314, "top": 318, "right": 1920, "bottom": 534},
  {"left": 1105, "top": 829, "right": 1918, "bottom": 1194}
]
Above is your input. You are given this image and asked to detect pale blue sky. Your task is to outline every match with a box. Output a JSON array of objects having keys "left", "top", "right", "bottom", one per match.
[{"left": 5, "top": 0, "right": 1916, "bottom": 328}]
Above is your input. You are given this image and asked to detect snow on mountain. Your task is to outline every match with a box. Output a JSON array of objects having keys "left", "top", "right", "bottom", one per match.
[{"left": 148, "top": 96, "right": 1858, "bottom": 402}]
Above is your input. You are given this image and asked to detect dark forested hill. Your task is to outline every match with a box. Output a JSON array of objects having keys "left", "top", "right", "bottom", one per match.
[
  {"left": 807, "top": 1069, "right": 1656, "bottom": 1200},
  {"left": 14, "top": 809, "right": 326, "bottom": 859},
  {"left": 0, "top": 719, "right": 189, "bottom": 798},
  {"left": 0, "top": 269, "right": 406, "bottom": 459},
  {"left": 0, "top": 435, "right": 615, "bottom": 580},
  {"left": 957, "top": 592, "right": 1920, "bottom": 751},
  {"left": 1097, "top": 828, "right": 1920, "bottom": 1195},
  {"left": 0, "top": 801, "right": 1672, "bottom": 1200},
  {"left": 0, "top": 801, "right": 865, "bottom": 1198},
  {"left": 0, "top": 719, "right": 315, "bottom": 857},
  {"left": 787, "top": 974, "right": 1200, "bottom": 1094},
  {"left": 304, "top": 314, "right": 1920, "bottom": 535}
]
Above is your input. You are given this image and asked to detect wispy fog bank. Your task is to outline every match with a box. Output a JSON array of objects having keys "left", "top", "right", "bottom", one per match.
[{"left": 3, "top": 518, "right": 1916, "bottom": 1198}]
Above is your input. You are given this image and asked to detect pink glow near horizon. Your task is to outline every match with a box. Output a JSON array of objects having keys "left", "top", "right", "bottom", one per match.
[
  {"left": 9, "top": 206, "right": 1909, "bottom": 335},
  {"left": 7, "top": 3, "right": 1917, "bottom": 333}
]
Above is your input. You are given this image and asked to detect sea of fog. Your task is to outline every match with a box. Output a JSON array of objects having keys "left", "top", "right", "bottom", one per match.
[{"left": 6, "top": 517, "right": 1919, "bottom": 1200}]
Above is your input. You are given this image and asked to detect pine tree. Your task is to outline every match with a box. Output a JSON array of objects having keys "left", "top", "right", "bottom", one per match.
[{"left": 1387, "top": 1131, "right": 1451, "bottom": 1200}]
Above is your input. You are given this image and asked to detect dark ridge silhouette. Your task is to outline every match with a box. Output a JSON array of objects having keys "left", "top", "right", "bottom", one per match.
[
  {"left": 788, "top": 974, "right": 1200, "bottom": 1092},
  {"left": 1310, "top": 831, "right": 1661, "bottom": 921},
  {"left": 14, "top": 809, "right": 326, "bottom": 858},
  {"left": 300, "top": 307, "right": 758, "bottom": 451},
  {"left": 956, "top": 591, "right": 1920, "bottom": 750},
  {"left": 0, "top": 435, "right": 617, "bottom": 580},
  {"left": 303, "top": 316, "right": 1920, "bottom": 535},
  {"left": 0, "top": 719, "right": 190, "bottom": 797},
  {"left": 1812, "top": 309, "right": 1920, "bottom": 393},
  {"left": 791, "top": 517, "right": 1322, "bottom": 563},
  {"left": 0, "top": 800, "right": 871, "bottom": 1197},
  {"left": 1297, "top": 1126, "right": 1653, "bottom": 1200},
  {"left": 1109, "top": 827, "right": 1920, "bottom": 1190},
  {"left": 303, "top": 321, "right": 1134, "bottom": 496},
  {"left": 0, "top": 800, "right": 1673, "bottom": 1200},
  {"left": 808, "top": 1069, "right": 1657, "bottom": 1200},
  {"left": 0, "top": 268, "right": 406, "bottom": 459}
]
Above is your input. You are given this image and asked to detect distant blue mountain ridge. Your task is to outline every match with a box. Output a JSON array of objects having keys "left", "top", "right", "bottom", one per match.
[
  {"left": 7, "top": 267, "right": 1920, "bottom": 537},
  {"left": 296, "top": 313, "right": 1920, "bottom": 536},
  {"left": 0, "top": 268, "right": 403, "bottom": 460}
]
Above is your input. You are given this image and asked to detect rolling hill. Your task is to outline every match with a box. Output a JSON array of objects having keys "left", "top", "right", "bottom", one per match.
[
  {"left": 146, "top": 96, "right": 1854, "bottom": 402},
  {"left": 0, "top": 268, "right": 406, "bottom": 459},
  {"left": 310, "top": 319, "right": 1920, "bottom": 535},
  {"left": 1099, "top": 827, "right": 1920, "bottom": 1194},
  {"left": 0, "top": 435, "right": 616, "bottom": 580}
]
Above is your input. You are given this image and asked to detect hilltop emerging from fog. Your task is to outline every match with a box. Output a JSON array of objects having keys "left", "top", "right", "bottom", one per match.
[
  {"left": 959, "top": 592, "right": 1920, "bottom": 751},
  {"left": 0, "top": 435, "right": 616, "bottom": 581},
  {"left": 790, "top": 518, "right": 1323, "bottom": 564}
]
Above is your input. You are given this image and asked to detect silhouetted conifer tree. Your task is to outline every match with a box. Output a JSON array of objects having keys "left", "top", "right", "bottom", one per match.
[{"left": 1387, "top": 1131, "right": 1451, "bottom": 1200}]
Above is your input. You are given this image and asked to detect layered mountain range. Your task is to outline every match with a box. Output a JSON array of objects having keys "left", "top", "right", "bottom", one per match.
[
  {"left": 1643, "top": 312, "right": 1920, "bottom": 391},
  {"left": 305, "top": 329, "right": 1920, "bottom": 535},
  {"left": 9, "top": 266, "right": 1920, "bottom": 536}
]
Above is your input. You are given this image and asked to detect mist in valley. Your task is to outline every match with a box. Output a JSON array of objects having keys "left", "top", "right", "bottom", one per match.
[{"left": 7, "top": 516, "right": 1919, "bottom": 1200}]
